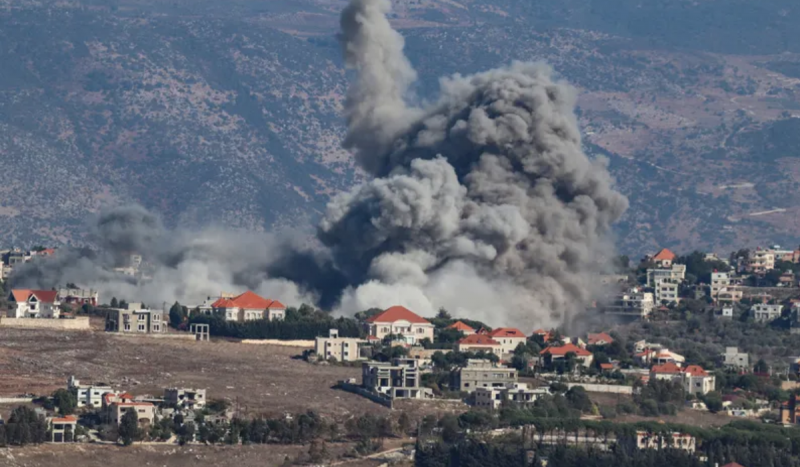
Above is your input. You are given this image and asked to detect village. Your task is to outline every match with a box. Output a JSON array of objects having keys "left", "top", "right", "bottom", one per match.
[{"left": 1, "top": 245, "right": 800, "bottom": 465}]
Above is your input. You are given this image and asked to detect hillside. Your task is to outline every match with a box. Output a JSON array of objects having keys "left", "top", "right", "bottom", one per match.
[{"left": 1, "top": 0, "right": 799, "bottom": 256}]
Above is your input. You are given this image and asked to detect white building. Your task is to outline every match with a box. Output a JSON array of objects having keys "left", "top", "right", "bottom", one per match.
[
  {"left": 363, "top": 306, "right": 435, "bottom": 344},
  {"left": 710, "top": 272, "right": 730, "bottom": 300},
  {"left": 649, "top": 363, "right": 715, "bottom": 395},
  {"left": 750, "top": 248, "right": 776, "bottom": 274},
  {"left": 721, "top": 307, "right": 735, "bottom": 318},
  {"left": 7, "top": 289, "right": 61, "bottom": 318},
  {"left": 604, "top": 288, "right": 655, "bottom": 318},
  {"left": 474, "top": 383, "right": 550, "bottom": 410},
  {"left": 647, "top": 264, "right": 686, "bottom": 304},
  {"left": 486, "top": 328, "right": 528, "bottom": 355},
  {"left": 633, "top": 431, "right": 696, "bottom": 453},
  {"left": 751, "top": 303, "right": 783, "bottom": 323},
  {"left": 164, "top": 388, "right": 207, "bottom": 409},
  {"left": 315, "top": 329, "right": 367, "bottom": 362},
  {"left": 68, "top": 376, "right": 116, "bottom": 408},
  {"left": 211, "top": 291, "right": 286, "bottom": 322},
  {"left": 721, "top": 347, "right": 749, "bottom": 370}
]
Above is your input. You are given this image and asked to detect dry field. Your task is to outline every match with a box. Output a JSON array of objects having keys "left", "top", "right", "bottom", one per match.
[{"left": 0, "top": 326, "right": 388, "bottom": 419}]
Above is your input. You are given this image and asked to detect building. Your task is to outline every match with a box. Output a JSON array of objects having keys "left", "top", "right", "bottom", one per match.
[
  {"left": 68, "top": 376, "right": 115, "bottom": 408},
  {"left": 211, "top": 291, "right": 286, "bottom": 322},
  {"left": 474, "top": 382, "right": 550, "bottom": 409},
  {"left": 361, "top": 358, "right": 432, "bottom": 399},
  {"left": 636, "top": 348, "right": 685, "bottom": 366},
  {"left": 48, "top": 415, "right": 78, "bottom": 442},
  {"left": 108, "top": 402, "right": 156, "bottom": 426},
  {"left": 720, "top": 307, "right": 735, "bottom": 319},
  {"left": 750, "top": 248, "right": 776, "bottom": 274},
  {"left": 487, "top": 328, "right": 527, "bottom": 355},
  {"left": 603, "top": 288, "right": 655, "bottom": 318},
  {"left": 164, "top": 388, "right": 207, "bottom": 409},
  {"left": 363, "top": 306, "right": 434, "bottom": 344},
  {"left": 7, "top": 289, "right": 61, "bottom": 318},
  {"left": 57, "top": 288, "right": 99, "bottom": 306},
  {"left": 751, "top": 303, "right": 783, "bottom": 323},
  {"left": 456, "top": 334, "right": 503, "bottom": 356},
  {"left": 652, "top": 248, "right": 677, "bottom": 268},
  {"left": 654, "top": 279, "right": 681, "bottom": 304},
  {"left": 721, "top": 347, "right": 749, "bottom": 370},
  {"left": 315, "top": 329, "right": 367, "bottom": 362},
  {"left": 649, "top": 362, "right": 715, "bottom": 395},
  {"left": 446, "top": 321, "right": 475, "bottom": 335},
  {"left": 587, "top": 332, "right": 614, "bottom": 346},
  {"left": 105, "top": 303, "right": 167, "bottom": 334},
  {"left": 717, "top": 286, "right": 743, "bottom": 304},
  {"left": 450, "top": 359, "right": 518, "bottom": 393},
  {"left": 780, "top": 395, "right": 800, "bottom": 425},
  {"left": 539, "top": 343, "right": 594, "bottom": 368},
  {"left": 631, "top": 431, "right": 696, "bottom": 453},
  {"left": 531, "top": 329, "right": 552, "bottom": 343},
  {"left": 710, "top": 272, "right": 730, "bottom": 300},
  {"left": 647, "top": 264, "right": 686, "bottom": 304}
]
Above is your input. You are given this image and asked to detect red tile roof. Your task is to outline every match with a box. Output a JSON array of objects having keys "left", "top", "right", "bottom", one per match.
[
  {"left": 211, "top": 291, "right": 283, "bottom": 310},
  {"left": 721, "top": 463, "right": 746, "bottom": 467},
  {"left": 268, "top": 300, "right": 286, "bottom": 309},
  {"left": 365, "top": 306, "right": 430, "bottom": 324},
  {"left": 488, "top": 328, "right": 526, "bottom": 338},
  {"left": 684, "top": 365, "right": 709, "bottom": 377},
  {"left": 51, "top": 415, "right": 78, "bottom": 423},
  {"left": 447, "top": 321, "right": 475, "bottom": 332},
  {"left": 540, "top": 343, "right": 592, "bottom": 357},
  {"left": 651, "top": 362, "right": 683, "bottom": 374},
  {"left": 458, "top": 334, "right": 500, "bottom": 346},
  {"left": 531, "top": 329, "right": 552, "bottom": 342},
  {"left": 587, "top": 332, "right": 614, "bottom": 346},
  {"left": 114, "top": 402, "right": 154, "bottom": 407},
  {"left": 10, "top": 289, "right": 58, "bottom": 304},
  {"left": 653, "top": 248, "right": 677, "bottom": 261},
  {"left": 600, "top": 363, "right": 614, "bottom": 370}
]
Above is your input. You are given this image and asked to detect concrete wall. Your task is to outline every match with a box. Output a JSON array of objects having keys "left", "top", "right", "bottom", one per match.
[
  {"left": 337, "top": 382, "right": 394, "bottom": 409},
  {"left": 109, "top": 332, "right": 196, "bottom": 341},
  {"left": 566, "top": 383, "right": 634, "bottom": 395},
  {"left": 0, "top": 316, "right": 90, "bottom": 330},
  {"left": 240, "top": 339, "right": 315, "bottom": 348}
]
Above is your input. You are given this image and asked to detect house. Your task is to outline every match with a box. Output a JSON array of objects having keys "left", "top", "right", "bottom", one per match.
[
  {"left": 108, "top": 402, "right": 156, "bottom": 426},
  {"left": 7, "top": 289, "right": 60, "bottom": 318},
  {"left": 603, "top": 288, "right": 655, "bottom": 318},
  {"left": 587, "top": 332, "right": 614, "bottom": 346},
  {"left": 487, "top": 328, "right": 527, "bottom": 355},
  {"left": 473, "top": 382, "right": 550, "bottom": 409},
  {"left": 68, "top": 376, "right": 115, "bottom": 408},
  {"left": 780, "top": 395, "right": 800, "bottom": 425},
  {"left": 164, "top": 388, "right": 207, "bottom": 409},
  {"left": 650, "top": 362, "right": 715, "bottom": 395},
  {"left": 779, "top": 271, "right": 796, "bottom": 287},
  {"left": 105, "top": 303, "right": 167, "bottom": 334},
  {"left": 211, "top": 291, "right": 286, "bottom": 322},
  {"left": 363, "top": 306, "right": 435, "bottom": 344},
  {"left": 539, "top": 343, "right": 594, "bottom": 368},
  {"left": 456, "top": 334, "right": 503, "bottom": 356},
  {"left": 721, "top": 347, "right": 749, "bottom": 370},
  {"left": 652, "top": 248, "right": 677, "bottom": 268},
  {"left": 751, "top": 303, "right": 783, "bottom": 323},
  {"left": 720, "top": 307, "right": 735, "bottom": 319},
  {"left": 710, "top": 271, "right": 730, "bottom": 300},
  {"left": 636, "top": 348, "right": 685, "bottom": 367},
  {"left": 48, "top": 415, "right": 78, "bottom": 442},
  {"left": 749, "top": 248, "right": 776, "bottom": 274},
  {"left": 57, "top": 287, "right": 99, "bottom": 306},
  {"left": 718, "top": 286, "right": 744, "bottom": 304},
  {"left": 315, "top": 329, "right": 367, "bottom": 362},
  {"left": 631, "top": 431, "right": 696, "bottom": 453},
  {"left": 446, "top": 321, "right": 475, "bottom": 336},
  {"left": 647, "top": 264, "right": 686, "bottom": 304},
  {"left": 361, "top": 358, "right": 433, "bottom": 399},
  {"left": 450, "top": 359, "right": 518, "bottom": 393},
  {"left": 531, "top": 329, "right": 552, "bottom": 343}
]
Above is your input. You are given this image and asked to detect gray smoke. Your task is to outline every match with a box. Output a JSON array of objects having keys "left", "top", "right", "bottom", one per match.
[
  {"left": 322, "top": 0, "right": 628, "bottom": 328},
  {"left": 10, "top": 0, "right": 627, "bottom": 330}
]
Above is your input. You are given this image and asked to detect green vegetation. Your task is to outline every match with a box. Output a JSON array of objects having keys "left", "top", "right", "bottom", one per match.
[
  {"left": 0, "top": 407, "right": 48, "bottom": 446},
  {"left": 118, "top": 409, "right": 142, "bottom": 446}
]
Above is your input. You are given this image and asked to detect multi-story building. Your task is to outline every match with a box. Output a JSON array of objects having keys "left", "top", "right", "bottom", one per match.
[
  {"left": 651, "top": 248, "right": 677, "bottom": 268},
  {"left": 68, "top": 376, "right": 116, "bottom": 408},
  {"left": 603, "top": 288, "right": 655, "bottom": 318},
  {"left": 751, "top": 303, "right": 783, "bottom": 323},
  {"left": 362, "top": 358, "right": 432, "bottom": 399},
  {"left": 473, "top": 382, "right": 550, "bottom": 409},
  {"left": 164, "top": 388, "right": 207, "bottom": 409},
  {"left": 750, "top": 248, "right": 776, "bottom": 274},
  {"left": 105, "top": 302, "right": 167, "bottom": 334},
  {"left": 721, "top": 347, "right": 749, "bottom": 370},
  {"left": 487, "top": 328, "right": 527, "bottom": 355},
  {"left": 363, "top": 306, "right": 434, "bottom": 344},
  {"left": 48, "top": 415, "right": 78, "bottom": 442},
  {"left": 7, "top": 289, "right": 61, "bottom": 318},
  {"left": 710, "top": 272, "right": 730, "bottom": 300},
  {"left": 647, "top": 264, "right": 686, "bottom": 304},
  {"left": 450, "top": 359, "right": 518, "bottom": 393},
  {"left": 315, "top": 329, "right": 367, "bottom": 362},
  {"left": 456, "top": 334, "right": 503, "bottom": 356},
  {"left": 108, "top": 402, "right": 156, "bottom": 426},
  {"left": 211, "top": 291, "right": 286, "bottom": 322},
  {"left": 649, "top": 362, "right": 715, "bottom": 395},
  {"left": 57, "top": 288, "right": 99, "bottom": 306},
  {"left": 717, "top": 286, "right": 743, "bottom": 304}
]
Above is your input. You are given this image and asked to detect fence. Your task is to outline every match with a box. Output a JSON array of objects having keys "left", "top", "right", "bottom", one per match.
[{"left": 0, "top": 316, "right": 90, "bottom": 330}]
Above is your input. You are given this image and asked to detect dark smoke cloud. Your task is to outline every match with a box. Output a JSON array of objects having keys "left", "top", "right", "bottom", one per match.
[{"left": 11, "top": 0, "right": 627, "bottom": 329}]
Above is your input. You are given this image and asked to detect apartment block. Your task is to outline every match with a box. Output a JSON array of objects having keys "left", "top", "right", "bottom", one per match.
[
  {"left": 315, "top": 329, "right": 367, "bottom": 362},
  {"left": 105, "top": 302, "right": 167, "bottom": 334},
  {"left": 450, "top": 359, "right": 518, "bottom": 393}
]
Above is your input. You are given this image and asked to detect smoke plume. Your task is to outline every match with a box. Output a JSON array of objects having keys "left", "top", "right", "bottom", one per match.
[{"left": 11, "top": 0, "right": 627, "bottom": 329}]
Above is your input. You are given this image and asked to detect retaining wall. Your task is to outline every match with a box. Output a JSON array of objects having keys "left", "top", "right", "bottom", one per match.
[
  {"left": 0, "top": 316, "right": 91, "bottom": 330},
  {"left": 337, "top": 382, "right": 394, "bottom": 409},
  {"left": 566, "top": 383, "right": 633, "bottom": 395},
  {"left": 109, "top": 332, "right": 197, "bottom": 341},
  {"left": 240, "top": 339, "right": 315, "bottom": 348}
]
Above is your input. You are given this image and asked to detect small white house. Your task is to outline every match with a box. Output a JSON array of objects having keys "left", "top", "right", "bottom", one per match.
[{"left": 751, "top": 303, "right": 783, "bottom": 323}]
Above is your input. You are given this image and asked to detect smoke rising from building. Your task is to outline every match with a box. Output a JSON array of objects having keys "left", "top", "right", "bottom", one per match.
[{"left": 10, "top": 0, "right": 628, "bottom": 329}]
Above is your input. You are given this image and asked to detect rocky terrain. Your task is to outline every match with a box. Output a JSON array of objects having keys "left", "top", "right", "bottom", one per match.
[{"left": 0, "top": 0, "right": 799, "bottom": 256}]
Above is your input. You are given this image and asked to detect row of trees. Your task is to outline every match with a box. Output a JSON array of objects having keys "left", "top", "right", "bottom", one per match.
[{"left": 0, "top": 407, "right": 49, "bottom": 446}]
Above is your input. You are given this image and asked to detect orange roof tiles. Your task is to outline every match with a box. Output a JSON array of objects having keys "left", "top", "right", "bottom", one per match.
[
  {"left": 365, "top": 306, "right": 430, "bottom": 324},
  {"left": 488, "top": 328, "right": 526, "bottom": 339},
  {"left": 540, "top": 343, "right": 592, "bottom": 357},
  {"left": 51, "top": 415, "right": 78, "bottom": 423},
  {"left": 10, "top": 289, "right": 58, "bottom": 304},
  {"left": 587, "top": 332, "right": 614, "bottom": 345},
  {"left": 211, "top": 291, "right": 284, "bottom": 310},
  {"left": 684, "top": 365, "right": 709, "bottom": 377},
  {"left": 653, "top": 248, "right": 677, "bottom": 261},
  {"left": 600, "top": 363, "right": 614, "bottom": 370},
  {"left": 447, "top": 321, "right": 475, "bottom": 332},
  {"left": 651, "top": 362, "right": 683, "bottom": 374},
  {"left": 458, "top": 334, "right": 500, "bottom": 346}
]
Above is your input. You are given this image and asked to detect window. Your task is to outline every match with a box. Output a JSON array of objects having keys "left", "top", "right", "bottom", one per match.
[
  {"left": 153, "top": 324, "right": 160, "bottom": 332},
  {"left": 124, "top": 324, "right": 131, "bottom": 332},
  {"left": 138, "top": 323, "right": 146, "bottom": 332},
  {"left": 138, "top": 314, "right": 146, "bottom": 321},
  {"left": 153, "top": 314, "right": 160, "bottom": 322}
]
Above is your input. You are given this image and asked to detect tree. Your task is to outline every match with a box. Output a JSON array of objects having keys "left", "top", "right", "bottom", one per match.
[
  {"left": 118, "top": 409, "right": 140, "bottom": 446},
  {"left": 169, "top": 301, "right": 186, "bottom": 329},
  {"left": 52, "top": 389, "right": 77, "bottom": 415},
  {"left": 110, "top": 297, "right": 119, "bottom": 308},
  {"left": 397, "top": 412, "right": 412, "bottom": 436},
  {"left": 565, "top": 386, "right": 593, "bottom": 413},
  {"left": 178, "top": 421, "right": 195, "bottom": 445},
  {"left": 436, "top": 308, "right": 451, "bottom": 320},
  {"left": 702, "top": 392, "right": 724, "bottom": 413},
  {"left": 754, "top": 359, "right": 770, "bottom": 374}
]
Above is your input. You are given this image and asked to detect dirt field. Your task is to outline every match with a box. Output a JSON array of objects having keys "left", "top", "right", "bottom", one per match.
[{"left": 0, "top": 326, "right": 388, "bottom": 419}]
